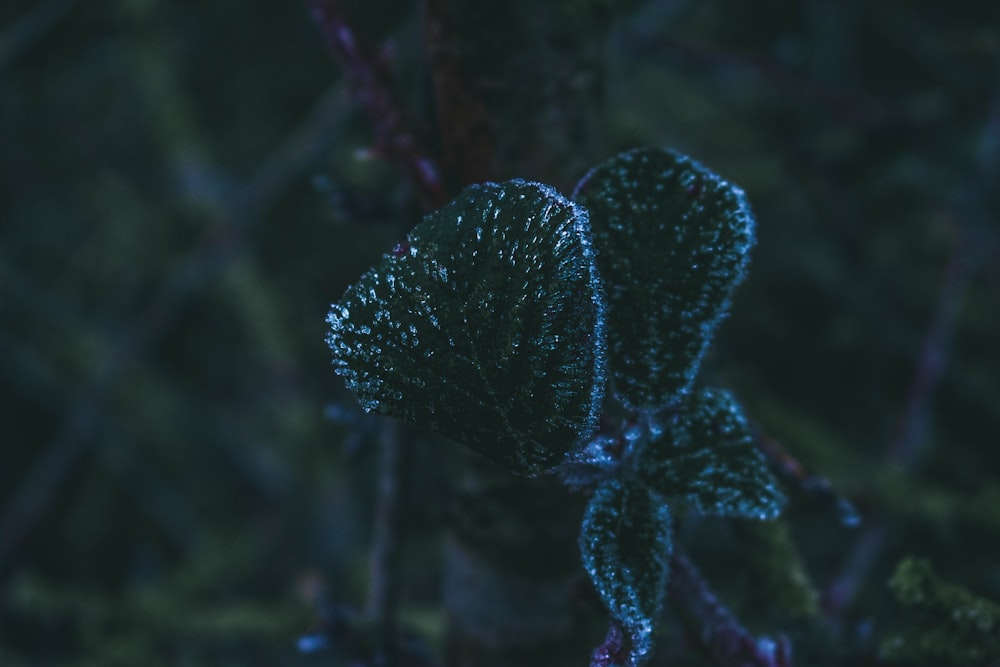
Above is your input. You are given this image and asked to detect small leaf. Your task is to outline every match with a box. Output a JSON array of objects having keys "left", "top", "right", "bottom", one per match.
[
  {"left": 573, "top": 147, "right": 755, "bottom": 410},
  {"left": 579, "top": 477, "right": 672, "bottom": 665},
  {"left": 635, "top": 387, "right": 785, "bottom": 520},
  {"left": 327, "top": 180, "right": 607, "bottom": 475}
]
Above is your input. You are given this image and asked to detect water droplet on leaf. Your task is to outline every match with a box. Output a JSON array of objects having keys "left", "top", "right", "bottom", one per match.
[
  {"left": 573, "top": 147, "right": 756, "bottom": 410},
  {"left": 327, "top": 180, "right": 608, "bottom": 474}
]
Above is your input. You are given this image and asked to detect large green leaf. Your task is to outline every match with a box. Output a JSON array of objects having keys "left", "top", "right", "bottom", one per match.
[
  {"left": 573, "top": 147, "right": 755, "bottom": 410},
  {"left": 635, "top": 387, "right": 785, "bottom": 520},
  {"left": 579, "top": 477, "right": 672, "bottom": 665},
  {"left": 326, "top": 180, "right": 607, "bottom": 475}
]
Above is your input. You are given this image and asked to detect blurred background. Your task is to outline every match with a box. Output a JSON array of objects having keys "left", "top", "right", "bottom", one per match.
[{"left": 1, "top": 0, "right": 998, "bottom": 665}]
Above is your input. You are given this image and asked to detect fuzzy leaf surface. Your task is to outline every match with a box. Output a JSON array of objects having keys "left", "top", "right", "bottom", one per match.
[
  {"left": 636, "top": 387, "right": 785, "bottom": 520},
  {"left": 327, "top": 180, "right": 607, "bottom": 475},
  {"left": 579, "top": 477, "right": 672, "bottom": 665},
  {"left": 573, "top": 147, "right": 755, "bottom": 410}
]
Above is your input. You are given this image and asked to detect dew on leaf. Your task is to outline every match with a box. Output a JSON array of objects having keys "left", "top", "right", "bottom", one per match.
[
  {"left": 327, "top": 180, "right": 608, "bottom": 475},
  {"left": 634, "top": 387, "right": 785, "bottom": 520},
  {"left": 579, "top": 477, "right": 672, "bottom": 665},
  {"left": 623, "top": 423, "right": 643, "bottom": 444},
  {"left": 573, "top": 147, "right": 756, "bottom": 410}
]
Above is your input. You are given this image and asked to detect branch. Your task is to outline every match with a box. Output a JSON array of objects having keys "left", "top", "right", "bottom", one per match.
[
  {"left": 885, "top": 246, "right": 972, "bottom": 469},
  {"left": 669, "top": 550, "right": 793, "bottom": 667},
  {"left": 306, "top": 0, "right": 448, "bottom": 210},
  {"left": 823, "top": 57, "right": 1000, "bottom": 623},
  {"left": 420, "top": 0, "right": 495, "bottom": 185},
  {"left": 365, "top": 418, "right": 408, "bottom": 665},
  {"left": 823, "top": 237, "right": 973, "bottom": 623},
  {"left": 755, "top": 433, "right": 859, "bottom": 526},
  {"left": 0, "top": 85, "right": 351, "bottom": 574}
]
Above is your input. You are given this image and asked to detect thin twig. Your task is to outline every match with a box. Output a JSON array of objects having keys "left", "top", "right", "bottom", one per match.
[
  {"left": 420, "top": 0, "right": 495, "bottom": 186},
  {"left": 885, "top": 249, "right": 971, "bottom": 469},
  {"left": 365, "top": 418, "right": 408, "bottom": 665},
  {"left": 0, "top": 355, "right": 117, "bottom": 574},
  {"left": 755, "top": 433, "right": 859, "bottom": 526},
  {"left": 821, "top": 232, "right": 974, "bottom": 619},
  {"left": 823, "top": 59, "right": 1000, "bottom": 623},
  {"left": 823, "top": 223, "right": 974, "bottom": 623},
  {"left": 306, "top": 0, "right": 448, "bottom": 210},
  {"left": 0, "top": 85, "right": 350, "bottom": 574},
  {"left": 823, "top": 516, "right": 887, "bottom": 622},
  {"left": 98, "top": 429, "right": 203, "bottom": 554},
  {"left": 670, "top": 550, "right": 793, "bottom": 667}
]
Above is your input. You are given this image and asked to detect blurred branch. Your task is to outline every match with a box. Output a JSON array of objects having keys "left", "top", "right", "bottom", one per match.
[
  {"left": 886, "top": 248, "right": 972, "bottom": 469},
  {"left": 669, "top": 550, "right": 793, "bottom": 667},
  {"left": 0, "top": 0, "right": 78, "bottom": 71},
  {"left": 824, "top": 58, "right": 1000, "bottom": 624},
  {"left": 229, "top": 85, "right": 352, "bottom": 224},
  {"left": 306, "top": 0, "right": 448, "bottom": 210},
  {"left": 0, "top": 360, "right": 108, "bottom": 574},
  {"left": 823, "top": 205, "right": 977, "bottom": 625},
  {"left": 420, "top": 0, "right": 495, "bottom": 185},
  {"left": 98, "top": 429, "right": 203, "bottom": 554},
  {"left": 755, "top": 433, "right": 859, "bottom": 526},
  {"left": 0, "top": 84, "right": 350, "bottom": 575},
  {"left": 365, "top": 418, "right": 408, "bottom": 664},
  {"left": 295, "top": 419, "right": 415, "bottom": 666}
]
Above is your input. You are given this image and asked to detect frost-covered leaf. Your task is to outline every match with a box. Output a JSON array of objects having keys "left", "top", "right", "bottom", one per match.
[
  {"left": 573, "top": 147, "right": 755, "bottom": 410},
  {"left": 327, "top": 180, "right": 607, "bottom": 475},
  {"left": 579, "top": 477, "right": 672, "bottom": 665},
  {"left": 635, "top": 387, "right": 785, "bottom": 520}
]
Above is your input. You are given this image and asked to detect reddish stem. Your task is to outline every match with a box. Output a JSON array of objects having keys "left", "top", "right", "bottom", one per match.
[
  {"left": 306, "top": 0, "right": 448, "bottom": 210},
  {"left": 670, "top": 550, "right": 793, "bottom": 667}
]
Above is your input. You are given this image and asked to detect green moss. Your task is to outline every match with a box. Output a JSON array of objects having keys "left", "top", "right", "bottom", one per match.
[
  {"left": 7, "top": 535, "right": 311, "bottom": 666},
  {"left": 881, "top": 557, "right": 1000, "bottom": 666}
]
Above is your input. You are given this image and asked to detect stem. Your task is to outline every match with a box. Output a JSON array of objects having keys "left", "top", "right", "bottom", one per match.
[
  {"left": 420, "top": 0, "right": 495, "bottom": 186},
  {"left": 824, "top": 242, "right": 972, "bottom": 623},
  {"left": 365, "top": 418, "right": 408, "bottom": 664},
  {"left": 669, "top": 550, "right": 793, "bottom": 667},
  {"left": 823, "top": 56, "right": 1000, "bottom": 622},
  {"left": 755, "top": 433, "right": 859, "bottom": 526},
  {"left": 306, "top": 0, "right": 448, "bottom": 210}
]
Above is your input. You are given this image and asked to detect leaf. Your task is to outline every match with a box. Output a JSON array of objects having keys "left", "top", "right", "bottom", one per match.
[
  {"left": 573, "top": 147, "right": 756, "bottom": 410},
  {"left": 579, "top": 477, "right": 672, "bottom": 665},
  {"left": 326, "top": 180, "right": 607, "bottom": 475},
  {"left": 635, "top": 387, "right": 785, "bottom": 520}
]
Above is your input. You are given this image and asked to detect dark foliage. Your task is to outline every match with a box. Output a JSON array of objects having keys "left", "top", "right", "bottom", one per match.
[{"left": 1, "top": 0, "right": 999, "bottom": 666}]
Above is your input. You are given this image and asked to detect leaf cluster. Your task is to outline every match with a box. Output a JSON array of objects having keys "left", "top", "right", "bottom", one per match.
[{"left": 327, "top": 147, "right": 785, "bottom": 664}]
